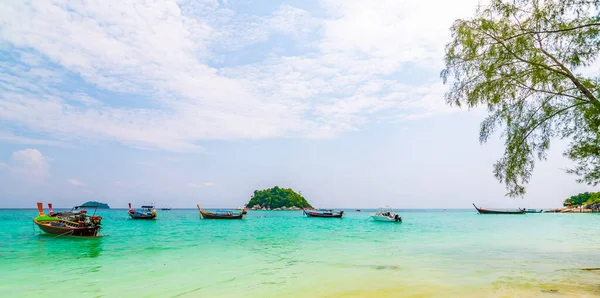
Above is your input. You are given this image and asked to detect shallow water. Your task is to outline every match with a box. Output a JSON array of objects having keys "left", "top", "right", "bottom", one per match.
[{"left": 1, "top": 209, "right": 600, "bottom": 297}]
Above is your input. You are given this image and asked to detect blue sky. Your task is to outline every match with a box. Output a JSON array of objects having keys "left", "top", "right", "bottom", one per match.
[{"left": 0, "top": 0, "right": 596, "bottom": 208}]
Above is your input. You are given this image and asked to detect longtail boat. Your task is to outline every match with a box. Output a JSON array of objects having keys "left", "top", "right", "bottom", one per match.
[
  {"left": 524, "top": 209, "right": 543, "bottom": 213},
  {"left": 197, "top": 205, "right": 245, "bottom": 219},
  {"left": 303, "top": 209, "right": 344, "bottom": 218},
  {"left": 128, "top": 203, "right": 157, "bottom": 219},
  {"left": 33, "top": 202, "right": 103, "bottom": 237},
  {"left": 473, "top": 203, "right": 525, "bottom": 214}
]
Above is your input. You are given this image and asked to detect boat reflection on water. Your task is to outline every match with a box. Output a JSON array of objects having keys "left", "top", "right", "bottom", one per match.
[{"left": 36, "top": 236, "right": 104, "bottom": 259}]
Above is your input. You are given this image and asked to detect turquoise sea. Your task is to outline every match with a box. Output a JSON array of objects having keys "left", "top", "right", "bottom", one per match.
[{"left": 2, "top": 209, "right": 600, "bottom": 297}]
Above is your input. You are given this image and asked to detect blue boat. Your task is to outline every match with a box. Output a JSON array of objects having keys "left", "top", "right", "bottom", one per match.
[{"left": 128, "top": 203, "right": 157, "bottom": 219}]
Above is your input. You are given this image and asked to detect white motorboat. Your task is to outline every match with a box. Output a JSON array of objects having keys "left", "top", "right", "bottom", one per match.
[{"left": 371, "top": 206, "right": 402, "bottom": 222}]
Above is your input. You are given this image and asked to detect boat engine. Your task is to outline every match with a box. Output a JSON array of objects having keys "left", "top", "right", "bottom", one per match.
[{"left": 90, "top": 216, "right": 102, "bottom": 225}]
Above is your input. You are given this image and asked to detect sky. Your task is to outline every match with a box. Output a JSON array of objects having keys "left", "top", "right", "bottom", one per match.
[{"left": 0, "top": 0, "right": 597, "bottom": 209}]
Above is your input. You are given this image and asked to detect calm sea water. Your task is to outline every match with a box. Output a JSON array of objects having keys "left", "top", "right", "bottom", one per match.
[{"left": 1, "top": 209, "right": 600, "bottom": 297}]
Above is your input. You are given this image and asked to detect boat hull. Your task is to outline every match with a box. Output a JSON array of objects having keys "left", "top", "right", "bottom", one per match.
[
  {"left": 304, "top": 211, "right": 344, "bottom": 218},
  {"left": 128, "top": 211, "right": 156, "bottom": 219},
  {"left": 476, "top": 210, "right": 525, "bottom": 214},
  {"left": 200, "top": 210, "right": 244, "bottom": 219},
  {"left": 371, "top": 215, "right": 401, "bottom": 222},
  {"left": 129, "top": 214, "right": 156, "bottom": 219},
  {"left": 34, "top": 220, "right": 100, "bottom": 237},
  {"left": 473, "top": 204, "right": 525, "bottom": 214}
]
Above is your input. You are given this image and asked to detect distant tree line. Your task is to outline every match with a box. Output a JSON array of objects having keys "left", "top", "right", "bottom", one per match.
[
  {"left": 246, "top": 186, "right": 313, "bottom": 209},
  {"left": 564, "top": 192, "right": 600, "bottom": 207}
]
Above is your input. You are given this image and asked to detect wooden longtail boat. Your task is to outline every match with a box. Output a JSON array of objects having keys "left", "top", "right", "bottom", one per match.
[
  {"left": 197, "top": 205, "right": 245, "bottom": 219},
  {"left": 473, "top": 203, "right": 526, "bottom": 214},
  {"left": 128, "top": 203, "right": 157, "bottom": 219},
  {"left": 524, "top": 209, "right": 543, "bottom": 213},
  {"left": 303, "top": 209, "right": 344, "bottom": 218},
  {"left": 33, "top": 202, "right": 103, "bottom": 237}
]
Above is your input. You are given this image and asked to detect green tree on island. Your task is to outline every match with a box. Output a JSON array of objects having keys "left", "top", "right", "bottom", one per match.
[
  {"left": 564, "top": 191, "right": 600, "bottom": 206},
  {"left": 81, "top": 201, "right": 110, "bottom": 209},
  {"left": 247, "top": 186, "right": 313, "bottom": 209},
  {"left": 442, "top": 0, "right": 600, "bottom": 196}
]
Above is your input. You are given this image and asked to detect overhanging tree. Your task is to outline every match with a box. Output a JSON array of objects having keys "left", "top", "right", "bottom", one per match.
[{"left": 441, "top": 0, "right": 600, "bottom": 196}]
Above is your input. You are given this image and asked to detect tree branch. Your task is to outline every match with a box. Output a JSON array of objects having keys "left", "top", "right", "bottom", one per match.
[
  {"left": 473, "top": 27, "right": 573, "bottom": 78},
  {"left": 501, "top": 23, "right": 600, "bottom": 42},
  {"left": 534, "top": 35, "right": 600, "bottom": 109},
  {"left": 511, "top": 80, "right": 588, "bottom": 102},
  {"left": 520, "top": 101, "right": 586, "bottom": 144}
]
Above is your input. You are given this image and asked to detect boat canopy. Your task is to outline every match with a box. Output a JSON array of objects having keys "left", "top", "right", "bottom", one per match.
[
  {"left": 377, "top": 206, "right": 394, "bottom": 212},
  {"left": 141, "top": 205, "right": 155, "bottom": 209}
]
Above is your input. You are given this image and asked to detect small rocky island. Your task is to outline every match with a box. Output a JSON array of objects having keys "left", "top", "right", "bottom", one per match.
[
  {"left": 81, "top": 201, "right": 110, "bottom": 209},
  {"left": 246, "top": 186, "right": 313, "bottom": 210},
  {"left": 547, "top": 192, "right": 600, "bottom": 213}
]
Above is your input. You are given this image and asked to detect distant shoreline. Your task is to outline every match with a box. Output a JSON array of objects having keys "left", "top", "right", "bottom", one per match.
[{"left": 544, "top": 207, "right": 600, "bottom": 213}]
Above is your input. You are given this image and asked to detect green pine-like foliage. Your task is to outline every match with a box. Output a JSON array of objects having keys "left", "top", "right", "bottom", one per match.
[{"left": 246, "top": 186, "right": 312, "bottom": 209}]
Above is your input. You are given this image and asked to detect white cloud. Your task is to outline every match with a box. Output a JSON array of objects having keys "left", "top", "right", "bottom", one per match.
[
  {"left": 67, "top": 178, "right": 86, "bottom": 186},
  {"left": 187, "top": 182, "right": 215, "bottom": 188},
  {"left": 0, "top": 131, "right": 67, "bottom": 147},
  {"left": 0, "top": 0, "right": 481, "bottom": 151},
  {"left": 318, "top": 0, "right": 481, "bottom": 69},
  {"left": 1, "top": 149, "right": 49, "bottom": 179}
]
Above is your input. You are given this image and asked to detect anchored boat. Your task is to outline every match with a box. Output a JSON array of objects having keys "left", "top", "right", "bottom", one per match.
[
  {"left": 524, "top": 209, "right": 543, "bottom": 213},
  {"left": 197, "top": 205, "right": 245, "bottom": 219},
  {"left": 371, "top": 206, "right": 402, "bottom": 222},
  {"left": 33, "top": 202, "right": 103, "bottom": 237},
  {"left": 303, "top": 209, "right": 344, "bottom": 218},
  {"left": 473, "top": 203, "right": 525, "bottom": 214},
  {"left": 128, "top": 203, "right": 157, "bottom": 219}
]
